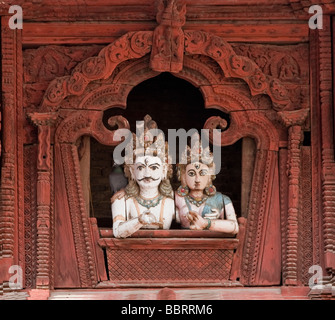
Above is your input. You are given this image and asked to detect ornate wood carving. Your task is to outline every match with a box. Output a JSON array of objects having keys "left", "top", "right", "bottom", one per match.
[
  {"left": 52, "top": 111, "right": 129, "bottom": 288},
  {"left": 24, "top": 145, "right": 38, "bottom": 289},
  {"left": 279, "top": 148, "right": 289, "bottom": 284},
  {"left": 278, "top": 109, "right": 309, "bottom": 285},
  {"left": 40, "top": 31, "right": 153, "bottom": 112},
  {"left": 42, "top": 33, "right": 288, "bottom": 287},
  {"left": 232, "top": 43, "right": 310, "bottom": 111},
  {"left": 98, "top": 228, "right": 244, "bottom": 287},
  {"left": 184, "top": 30, "right": 294, "bottom": 111},
  {"left": 300, "top": 146, "right": 313, "bottom": 284},
  {"left": 23, "top": 45, "right": 103, "bottom": 109},
  {"left": 318, "top": 17, "right": 335, "bottom": 276},
  {"left": 240, "top": 149, "right": 281, "bottom": 285},
  {"left": 0, "top": 17, "right": 24, "bottom": 289},
  {"left": 150, "top": 0, "right": 186, "bottom": 73},
  {"left": 27, "top": 112, "right": 57, "bottom": 288},
  {"left": 13, "top": 1, "right": 330, "bottom": 295},
  {"left": 59, "top": 143, "right": 97, "bottom": 287}
]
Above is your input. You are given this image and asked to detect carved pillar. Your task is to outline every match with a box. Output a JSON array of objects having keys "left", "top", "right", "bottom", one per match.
[
  {"left": 318, "top": 16, "right": 335, "bottom": 275},
  {"left": 28, "top": 113, "right": 57, "bottom": 289},
  {"left": 279, "top": 109, "right": 309, "bottom": 285},
  {"left": 0, "top": 16, "right": 23, "bottom": 289}
]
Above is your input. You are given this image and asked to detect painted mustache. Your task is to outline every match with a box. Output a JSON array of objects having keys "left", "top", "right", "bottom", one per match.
[{"left": 138, "top": 177, "right": 160, "bottom": 182}]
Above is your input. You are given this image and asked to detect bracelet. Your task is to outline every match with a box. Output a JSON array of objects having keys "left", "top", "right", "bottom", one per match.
[{"left": 204, "top": 218, "right": 211, "bottom": 230}]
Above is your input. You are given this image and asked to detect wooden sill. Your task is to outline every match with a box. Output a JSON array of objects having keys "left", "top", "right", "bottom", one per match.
[
  {"left": 99, "top": 228, "right": 236, "bottom": 238},
  {"left": 98, "top": 237, "right": 239, "bottom": 250},
  {"left": 98, "top": 229, "right": 238, "bottom": 250}
]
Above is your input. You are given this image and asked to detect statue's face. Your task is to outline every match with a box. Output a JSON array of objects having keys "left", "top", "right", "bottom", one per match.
[
  {"left": 132, "top": 156, "right": 165, "bottom": 191},
  {"left": 185, "top": 162, "right": 210, "bottom": 192}
]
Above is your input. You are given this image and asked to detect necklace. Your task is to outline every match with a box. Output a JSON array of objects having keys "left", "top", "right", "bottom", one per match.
[
  {"left": 186, "top": 195, "right": 208, "bottom": 207},
  {"left": 135, "top": 194, "right": 164, "bottom": 209}
]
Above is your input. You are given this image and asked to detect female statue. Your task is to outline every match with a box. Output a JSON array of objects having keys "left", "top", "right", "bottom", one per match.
[{"left": 175, "top": 142, "right": 239, "bottom": 234}]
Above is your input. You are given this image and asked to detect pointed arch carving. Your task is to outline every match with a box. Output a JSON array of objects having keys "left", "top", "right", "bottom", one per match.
[
  {"left": 38, "top": 29, "right": 294, "bottom": 114},
  {"left": 40, "top": 31, "right": 153, "bottom": 112}
]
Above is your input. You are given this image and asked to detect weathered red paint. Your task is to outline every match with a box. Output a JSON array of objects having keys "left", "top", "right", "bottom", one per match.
[{"left": 0, "top": 0, "right": 334, "bottom": 300}]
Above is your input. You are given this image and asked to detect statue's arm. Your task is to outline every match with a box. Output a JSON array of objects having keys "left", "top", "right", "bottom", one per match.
[
  {"left": 205, "top": 202, "right": 238, "bottom": 234},
  {"left": 111, "top": 192, "right": 143, "bottom": 238},
  {"left": 187, "top": 198, "right": 239, "bottom": 234},
  {"left": 223, "top": 201, "right": 239, "bottom": 234}
]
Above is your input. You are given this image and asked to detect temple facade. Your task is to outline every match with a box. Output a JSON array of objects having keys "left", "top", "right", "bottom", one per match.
[{"left": 0, "top": 0, "right": 334, "bottom": 300}]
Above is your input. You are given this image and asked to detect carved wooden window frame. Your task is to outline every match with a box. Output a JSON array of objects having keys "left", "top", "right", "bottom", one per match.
[{"left": 27, "top": 29, "right": 309, "bottom": 288}]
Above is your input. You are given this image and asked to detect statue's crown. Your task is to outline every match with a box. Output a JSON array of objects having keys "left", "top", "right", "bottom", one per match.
[
  {"left": 180, "top": 133, "right": 214, "bottom": 166},
  {"left": 125, "top": 115, "right": 168, "bottom": 164}
]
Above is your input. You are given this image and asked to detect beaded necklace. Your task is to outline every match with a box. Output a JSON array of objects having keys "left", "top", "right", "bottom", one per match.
[
  {"left": 185, "top": 195, "right": 208, "bottom": 207},
  {"left": 135, "top": 194, "right": 164, "bottom": 209}
]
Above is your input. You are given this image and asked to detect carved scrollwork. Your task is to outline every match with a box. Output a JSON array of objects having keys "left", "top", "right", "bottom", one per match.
[
  {"left": 269, "top": 79, "right": 290, "bottom": 102},
  {"left": 206, "top": 34, "right": 230, "bottom": 62},
  {"left": 249, "top": 70, "right": 268, "bottom": 92},
  {"left": 66, "top": 72, "right": 89, "bottom": 96},
  {"left": 230, "top": 55, "right": 254, "bottom": 77},
  {"left": 204, "top": 116, "right": 228, "bottom": 130},
  {"left": 77, "top": 56, "right": 107, "bottom": 80},
  {"left": 107, "top": 115, "right": 130, "bottom": 131},
  {"left": 40, "top": 31, "right": 153, "bottom": 112},
  {"left": 56, "top": 111, "right": 130, "bottom": 145},
  {"left": 44, "top": 77, "right": 67, "bottom": 106},
  {"left": 185, "top": 31, "right": 232, "bottom": 63},
  {"left": 130, "top": 31, "right": 154, "bottom": 57},
  {"left": 106, "top": 31, "right": 153, "bottom": 64},
  {"left": 185, "top": 30, "right": 294, "bottom": 111}
]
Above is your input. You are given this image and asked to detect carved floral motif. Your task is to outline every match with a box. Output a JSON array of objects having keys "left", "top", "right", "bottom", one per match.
[
  {"left": 39, "top": 31, "right": 153, "bottom": 112},
  {"left": 184, "top": 30, "right": 294, "bottom": 111}
]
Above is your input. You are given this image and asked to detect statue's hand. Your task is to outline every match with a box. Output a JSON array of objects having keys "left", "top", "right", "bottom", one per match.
[
  {"left": 139, "top": 210, "right": 158, "bottom": 226},
  {"left": 187, "top": 211, "right": 208, "bottom": 230},
  {"left": 204, "top": 209, "right": 220, "bottom": 220}
]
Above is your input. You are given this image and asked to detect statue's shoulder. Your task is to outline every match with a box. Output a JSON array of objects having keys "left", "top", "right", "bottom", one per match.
[
  {"left": 221, "top": 193, "right": 232, "bottom": 205},
  {"left": 111, "top": 189, "right": 127, "bottom": 204},
  {"left": 164, "top": 196, "right": 175, "bottom": 205},
  {"left": 210, "top": 192, "right": 232, "bottom": 205},
  {"left": 174, "top": 191, "right": 186, "bottom": 205}
]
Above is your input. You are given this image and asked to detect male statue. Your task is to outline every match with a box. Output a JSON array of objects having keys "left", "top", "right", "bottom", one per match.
[{"left": 111, "top": 115, "right": 175, "bottom": 238}]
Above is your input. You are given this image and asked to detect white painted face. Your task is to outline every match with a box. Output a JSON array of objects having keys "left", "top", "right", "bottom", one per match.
[
  {"left": 185, "top": 162, "right": 211, "bottom": 192},
  {"left": 132, "top": 156, "right": 165, "bottom": 191}
]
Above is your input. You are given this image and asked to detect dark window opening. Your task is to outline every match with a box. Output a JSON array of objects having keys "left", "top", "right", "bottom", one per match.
[{"left": 90, "top": 73, "right": 244, "bottom": 228}]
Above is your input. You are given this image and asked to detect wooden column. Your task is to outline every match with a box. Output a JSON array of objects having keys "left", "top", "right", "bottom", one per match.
[
  {"left": 0, "top": 16, "right": 23, "bottom": 288},
  {"left": 279, "top": 109, "right": 309, "bottom": 285},
  {"left": 241, "top": 138, "right": 256, "bottom": 218},
  {"left": 318, "top": 16, "right": 335, "bottom": 274},
  {"left": 28, "top": 113, "right": 57, "bottom": 289}
]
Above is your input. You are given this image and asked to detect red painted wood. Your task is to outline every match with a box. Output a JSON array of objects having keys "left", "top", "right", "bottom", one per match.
[
  {"left": 230, "top": 217, "right": 247, "bottom": 281},
  {"left": 89, "top": 218, "right": 108, "bottom": 282},
  {"left": 54, "top": 144, "right": 81, "bottom": 288},
  {"left": 1, "top": 0, "right": 334, "bottom": 299},
  {"left": 99, "top": 229, "right": 236, "bottom": 238},
  {"left": 99, "top": 237, "right": 239, "bottom": 250},
  {"left": 22, "top": 22, "right": 309, "bottom": 45},
  {"left": 257, "top": 159, "right": 282, "bottom": 285}
]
